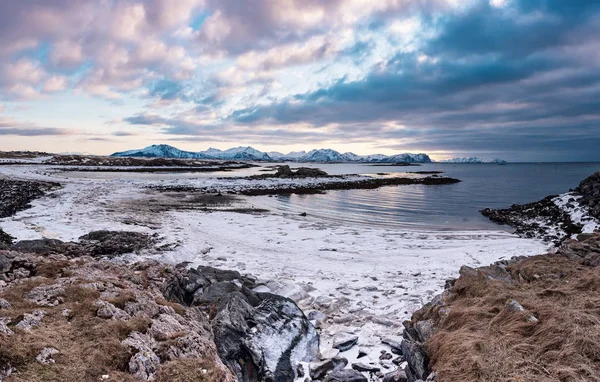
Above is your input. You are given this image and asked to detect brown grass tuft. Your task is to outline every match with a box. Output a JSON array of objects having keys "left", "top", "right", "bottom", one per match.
[
  {"left": 155, "top": 358, "right": 233, "bottom": 382},
  {"left": 427, "top": 255, "right": 600, "bottom": 382}
]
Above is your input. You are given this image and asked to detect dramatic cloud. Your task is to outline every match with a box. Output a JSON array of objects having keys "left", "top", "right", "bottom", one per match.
[{"left": 0, "top": 0, "right": 599, "bottom": 160}]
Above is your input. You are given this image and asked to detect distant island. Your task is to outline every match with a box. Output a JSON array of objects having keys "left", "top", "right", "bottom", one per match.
[
  {"left": 438, "top": 157, "right": 507, "bottom": 164},
  {"left": 111, "top": 144, "right": 433, "bottom": 163}
]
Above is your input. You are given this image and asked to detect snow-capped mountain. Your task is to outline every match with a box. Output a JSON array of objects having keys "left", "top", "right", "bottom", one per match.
[
  {"left": 439, "top": 157, "right": 507, "bottom": 164},
  {"left": 111, "top": 145, "right": 432, "bottom": 163},
  {"left": 299, "top": 149, "right": 348, "bottom": 162},
  {"left": 203, "top": 146, "right": 272, "bottom": 161},
  {"left": 111, "top": 144, "right": 211, "bottom": 159}
]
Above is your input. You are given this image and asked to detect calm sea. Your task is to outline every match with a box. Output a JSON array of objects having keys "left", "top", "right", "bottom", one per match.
[
  {"left": 252, "top": 162, "right": 600, "bottom": 231},
  {"left": 64, "top": 162, "right": 600, "bottom": 231}
]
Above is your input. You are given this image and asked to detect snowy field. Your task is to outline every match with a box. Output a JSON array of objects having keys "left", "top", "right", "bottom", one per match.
[{"left": 0, "top": 164, "right": 549, "bottom": 367}]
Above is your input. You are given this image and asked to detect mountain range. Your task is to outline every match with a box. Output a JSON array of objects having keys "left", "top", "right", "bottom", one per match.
[
  {"left": 439, "top": 157, "right": 507, "bottom": 164},
  {"left": 111, "top": 144, "right": 433, "bottom": 163}
]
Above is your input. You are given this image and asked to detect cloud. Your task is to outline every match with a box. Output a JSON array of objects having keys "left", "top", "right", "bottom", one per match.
[{"left": 0, "top": 117, "right": 73, "bottom": 136}]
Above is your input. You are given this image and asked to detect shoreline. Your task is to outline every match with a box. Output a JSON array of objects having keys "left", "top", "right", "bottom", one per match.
[{"left": 0, "top": 165, "right": 549, "bottom": 380}]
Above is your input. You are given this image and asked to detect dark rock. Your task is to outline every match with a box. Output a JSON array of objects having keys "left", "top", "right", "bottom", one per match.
[
  {"left": 310, "top": 357, "right": 348, "bottom": 380},
  {"left": 11, "top": 238, "right": 66, "bottom": 255},
  {"left": 480, "top": 195, "right": 581, "bottom": 245},
  {"left": 212, "top": 292, "right": 319, "bottom": 382},
  {"left": 300, "top": 212, "right": 308, "bottom": 217},
  {"left": 297, "top": 363, "right": 305, "bottom": 378},
  {"left": 382, "top": 338, "right": 403, "bottom": 355},
  {"left": 401, "top": 339, "right": 430, "bottom": 382},
  {"left": 0, "top": 179, "right": 60, "bottom": 219},
  {"left": 276, "top": 165, "right": 294, "bottom": 177},
  {"left": 352, "top": 362, "right": 380, "bottom": 372},
  {"left": 324, "top": 369, "right": 368, "bottom": 382},
  {"left": 0, "top": 229, "right": 14, "bottom": 248},
  {"left": 10, "top": 231, "right": 157, "bottom": 258},
  {"left": 192, "top": 281, "right": 241, "bottom": 306},
  {"left": 295, "top": 167, "right": 328, "bottom": 177},
  {"left": 392, "top": 356, "right": 406, "bottom": 365},
  {"left": 383, "top": 369, "right": 408, "bottom": 382},
  {"left": 575, "top": 172, "right": 600, "bottom": 220},
  {"left": 357, "top": 349, "right": 368, "bottom": 358},
  {"left": 333, "top": 335, "right": 358, "bottom": 352}
]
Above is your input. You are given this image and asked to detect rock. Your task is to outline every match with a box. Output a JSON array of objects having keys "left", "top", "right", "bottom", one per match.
[
  {"left": 401, "top": 339, "right": 429, "bottom": 382},
  {"left": 24, "top": 284, "right": 65, "bottom": 307},
  {"left": 128, "top": 349, "right": 161, "bottom": 381},
  {"left": 300, "top": 212, "right": 308, "bottom": 217},
  {"left": 95, "top": 300, "right": 130, "bottom": 320},
  {"left": 382, "top": 338, "right": 403, "bottom": 355},
  {"left": 147, "top": 313, "right": 186, "bottom": 341},
  {"left": 192, "top": 281, "right": 241, "bottom": 306},
  {"left": 0, "top": 254, "right": 10, "bottom": 274},
  {"left": 324, "top": 369, "right": 368, "bottom": 382},
  {"left": 379, "top": 351, "right": 393, "bottom": 360},
  {"left": 0, "top": 317, "right": 13, "bottom": 336},
  {"left": 310, "top": 357, "right": 348, "bottom": 380},
  {"left": 352, "top": 362, "right": 380, "bottom": 372},
  {"left": 11, "top": 238, "right": 65, "bottom": 255},
  {"left": 36, "top": 347, "right": 59, "bottom": 364},
  {"left": 504, "top": 299, "right": 539, "bottom": 324},
  {"left": 122, "top": 332, "right": 160, "bottom": 381},
  {"left": 333, "top": 335, "right": 359, "bottom": 352},
  {"left": 297, "top": 363, "right": 305, "bottom": 378},
  {"left": 0, "top": 229, "right": 13, "bottom": 248},
  {"left": 383, "top": 369, "right": 409, "bottom": 382},
  {"left": 0, "top": 298, "right": 11, "bottom": 309},
  {"left": 15, "top": 309, "right": 45, "bottom": 331},
  {"left": 295, "top": 167, "right": 328, "bottom": 177},
  {"left": 211, "top": 291, "right": 319, "bottom": 382},
  {"left": 357, "top": 348, "right": 368, "bottom": 358},
  {"left": 276, "top": 165, "right": 294, "bottom": 177}
]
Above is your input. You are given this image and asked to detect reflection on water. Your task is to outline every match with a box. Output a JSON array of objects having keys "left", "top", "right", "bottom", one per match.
[
  {"left": 62, "top": 161, "right": 600, "bottom": 231},
  {"left": 254, "top": 162, "right": 600, "bottom": 231}
]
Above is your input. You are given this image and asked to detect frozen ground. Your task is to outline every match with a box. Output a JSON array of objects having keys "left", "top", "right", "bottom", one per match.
[{"left": 0, "top": 164, "right": 550, "bottom": 375}]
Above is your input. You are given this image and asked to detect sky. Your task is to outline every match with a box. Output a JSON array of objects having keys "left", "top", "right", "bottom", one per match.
[{"left": 0, "top": 0, "right": 599, "bottom": 161}]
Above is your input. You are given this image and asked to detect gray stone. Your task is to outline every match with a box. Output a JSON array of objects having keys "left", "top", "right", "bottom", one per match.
[
  {"left": 401, "top": 339, "right": 429, "bottom": 382},
  {"left": 324, "top": 369, "right": 368, "bottom": 382},
  {"left": 310, "top": 357, "right": 348, "bottom": 380},
  {"left": 0, "top": 298, "right": 11, "bottom": 309},
  {"left": 352, "top": 362, "right": 380, "bottom": 372},
  {"left": 15, "top": 309, "right": 45, "bottom": 331},
  {"left": 383, "top": 369, "right": 409, "bottom": 382},
  {"left": 333, "top": 335, "right": 359, "bottom": 352},
  {"left": 36, "top": 347, "right": 59, "bottom": 364}
]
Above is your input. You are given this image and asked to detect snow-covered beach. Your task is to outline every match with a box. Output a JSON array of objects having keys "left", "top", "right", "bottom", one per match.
[{"left": 0, "top": 163, "right": 551, "bottom": 370}]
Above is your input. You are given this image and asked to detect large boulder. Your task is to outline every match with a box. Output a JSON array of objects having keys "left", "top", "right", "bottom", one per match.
[{"left": 164, "top": 266, "right": 320, "bottom": 382}]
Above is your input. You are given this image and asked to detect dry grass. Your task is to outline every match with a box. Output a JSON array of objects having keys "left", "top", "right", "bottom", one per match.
[
  {"left": 0, "top": 284, "right": 150, "bottom": 382},
  {"left": 428, "top": 255, "right": 600, "bottom": 382},
  {"left": 155, "top": 358, "right": 232, "bottom": 382}
]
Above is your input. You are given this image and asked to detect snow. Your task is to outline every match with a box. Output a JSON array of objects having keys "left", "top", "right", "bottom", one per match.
[
  {"left": 439, "top": 157, "right": 507, "bottom": 164},
  {"left": 553, "top": 192, "right": 599, "bottom": 235},
  {"left": 0, "top": 164, "right": 550, "bottom": 369},
  {"left": 110, "top": 144, "right": 433, "bottom": 163}
]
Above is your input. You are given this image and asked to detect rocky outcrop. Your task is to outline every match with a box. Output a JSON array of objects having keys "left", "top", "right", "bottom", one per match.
[
  {"left": 481, "top": 171, "right": 600, "bottom": 244},
  {"left": 10, "top": 230, "right": 159, "bottom": 258},
  {"left": 480, "top": 195, "right": 581, "bottom": 244},
  {"left": 164, "top": 266, "right": 320, "bottom": 382},
  {"left": 575, "top": 171, "right": 600, "bottom": 220},
  {"left": 400, "top": 233, "right": 600, "bottom": 382},
  {"left": 0, "top": 249, "right": 236, "bottom": 381},
  {"left": 0, "top": 179, "right": 60, "bottom": 218}
]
